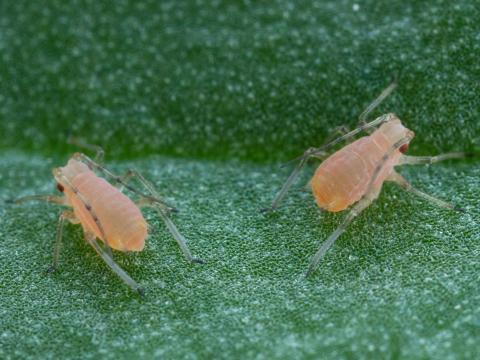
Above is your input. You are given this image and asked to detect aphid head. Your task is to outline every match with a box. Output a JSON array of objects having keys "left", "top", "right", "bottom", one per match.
[
  {"left": 52, "top": 159, "right": 90, "bottom": 191},
  {"left": 379, "top": 114, "right": 415, "bottom": 153},
  {"left": 55, "top": 159, "right": 90, "bottom": 180}
]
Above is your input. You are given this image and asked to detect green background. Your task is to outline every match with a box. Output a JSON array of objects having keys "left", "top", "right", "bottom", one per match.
[{"left": 0, "top": 1, "right": 479, "bottom": 359}]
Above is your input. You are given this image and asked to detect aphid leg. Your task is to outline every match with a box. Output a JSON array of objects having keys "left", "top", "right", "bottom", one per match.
[
  {"left": 14, "top": 195, "right": 67, "bottom": 206},
  {"left": 306, "top": 133, "right": 415, "bottom": 276},
  {"left": 149, "top": 205, "right": 205, "bottom": 264},
  {"left": 263, "top": 148, "right": 327, "bottom": 212},
  {"left": 115, "top": 170, "right": 136, "bottom": 192},
  {"left": 84, "top": 232, "right": 144, "bottom": 296},
  {"left": 53, "top": 168, "right": 114, "bottom": 259},
  {"left": 48, "top": 210, "right": 77, "bottom": 273},
  {"left": 358, "top": 81, "right": 397, "bottom": 124},
  {"left": 398, "top": 152, "right": 467, "bottom": 166},
  {"left": 323, "top": 125, "right": 350, "bottom": 144},
  {"left": 116, "top": 169, "right": 176, "bottom": 212},
  {"left": 68, "top": 137, "right": 105, "bottom": 164},
  {"left": 305, "top": 195, "right": 374, "bottom": 277},
  {"left": 129, "top": 170, "right": 203, "bottom": 264},
  {"left": 292, "top": 125, "right": 347, "bottom": 188},
  {"left": 388, "top": 171, "right": 464, "bottom": 212}
]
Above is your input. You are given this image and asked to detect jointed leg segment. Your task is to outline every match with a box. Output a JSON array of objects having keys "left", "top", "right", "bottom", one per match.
[
  {"left": 125, "top": 170, "right": 203, "bottom": 264},
  {"left": 48, "top": 210, "right": 77, "bottom": 272},
  {"left": 84, "top": 232, "right": 144, "bottom": 296},
  {"left": 305, "top": 195, "right": 374, "bottom": 277},
  {"left": 388, "top": 171, "right": 464, "bottom": 212},
  {"left": 263, "top": 148, "right": 326, "bottom": 212},
  {"left": 399, "top": 152, "right": 467, "bottom": 166},
  {"left": 119, "top": 169, "right": 176, "bottom": 213},
  {"left": 14, "top": 195, "right": 66, "bottom": 206}
]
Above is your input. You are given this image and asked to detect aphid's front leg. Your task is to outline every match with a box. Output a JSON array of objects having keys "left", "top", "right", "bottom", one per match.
[
  {"left": 398, "top": 152, "right": 467, "bottom": 166},
  {"left": 14, "top": 194, "right": 67, "bottom": 206},
  {"left": 305, "top": 194, "right": 375, "bottom": 277},
  {"left": 128, "top": 170, "right": 204, "bottom": 264},
  {"left": 48, "top": 210, "right": 78, "bottom": 273},
  {"left": 84, "top": 232, "right": 144, "bottom": 296},
  {"left": 387, "top": 171, "right": 464, "bottom": 212}
]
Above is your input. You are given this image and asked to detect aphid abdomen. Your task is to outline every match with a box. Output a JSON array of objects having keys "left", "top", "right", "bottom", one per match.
[
  {"left": 68, "top": 171, "right": 148, "bottom": 252},
  {"left": 311, "top": 137, "right": 373, "bottom": 211},
  {"left": 311, "top": 132, "right": 400, "bottom": 212}
]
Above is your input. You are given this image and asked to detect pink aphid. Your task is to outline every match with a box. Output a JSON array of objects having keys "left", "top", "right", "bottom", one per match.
[
  {"left": 15, "top": 142, "right": 203, "bottom": 295},
  {"left": 264, "top": 82, "right": 466, "bottom": 276}
]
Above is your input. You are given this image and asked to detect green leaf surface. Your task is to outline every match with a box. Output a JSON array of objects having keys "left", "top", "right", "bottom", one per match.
[
  {"left": 0, "top": 0, "right": 479, "bottom": 359},
  {"left": 1, "top": 153, "right": 479, "bottom": 359}
]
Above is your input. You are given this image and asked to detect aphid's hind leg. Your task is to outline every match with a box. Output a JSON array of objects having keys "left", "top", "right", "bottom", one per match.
[
  {"left": 305, "top": 195, "right": 374, "bottom": 277},
  {"left": 388, "top": 171, "right": 464, "bottom": 212},
  {"left": 68, "top": 137, "right": 105, "bottom": 164},
  {"left": 262, "top": 148, "right": 327, "bottom": 212},
  {"left": 127, "top": 170, "right": 204, "bottom": 264},
  {"left": 48, "top": 210, "right": 78, "bottom": 273},
  {"left": 398, "top": 152, "right": 467, "bottom": 166},
  {"left": 296, "top": 127, "right": 349, "bottom": 192},
  {"left": 84, "top": 232, "right": 144, "bottom": 296},
  {"left": 116, "top": 169, "right": 176, "bottom": 212}
]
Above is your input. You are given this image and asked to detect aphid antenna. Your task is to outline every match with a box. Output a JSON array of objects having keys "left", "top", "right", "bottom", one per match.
[
  {"left": 68, "top": 136, "right": 105, "bottom": 163},
  {"left": 73, "top": 152, "right": 175, "bottom": 210}
]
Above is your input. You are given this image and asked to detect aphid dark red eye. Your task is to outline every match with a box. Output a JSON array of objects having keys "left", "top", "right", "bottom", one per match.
[
  {"left": 399, "top": 144, "right": 409, "bottom": 153},
  {"left": 57, "top": 183, "right": 64, "bottom": 192}
]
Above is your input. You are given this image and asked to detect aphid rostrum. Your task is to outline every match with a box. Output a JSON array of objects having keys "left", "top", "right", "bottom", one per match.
[
  {"left": 14, "top": 140, "right": 203, "bottom": 295},
  {"left": 263, "top": 82, "right": 467, "bottom": 276}
]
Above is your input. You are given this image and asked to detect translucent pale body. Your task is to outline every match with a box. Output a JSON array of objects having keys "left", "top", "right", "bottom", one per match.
[
  {"left": 60, "top": 160, "right": 148, "bottom": 251},
  {"left": 311, "top": 119, "right": 409, "bottom": 212}
]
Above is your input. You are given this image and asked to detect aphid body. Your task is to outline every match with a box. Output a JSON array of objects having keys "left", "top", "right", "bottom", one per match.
[
  {"left": 15, "top": 142, "right": 203, "bottom": 295},
  {"left": 264, "top": 82, "right": 467, "bottom": 277},
  {"left": 311, "top": 117, "right": 414, "bottom": 212},
  {"left": 58, "top": 159, "right": 147, "bottom": 252}
]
